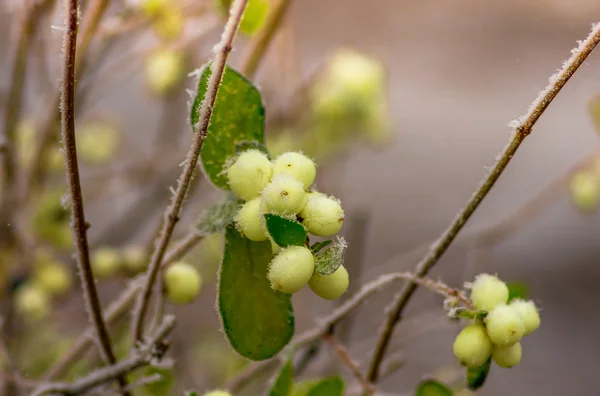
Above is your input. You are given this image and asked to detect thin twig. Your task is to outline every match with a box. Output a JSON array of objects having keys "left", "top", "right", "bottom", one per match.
[
  {"left": 324, "top": 333, "right": 375, "bottom": 396},
  {"left": 31, "top": 316, "right": 176, "bottom": 396},
  {"left": 240, "top": 0, "right": 292, "bottom": 79},
  {"left": 366, "top": 22, "right": 600, "bottom": 383},
  {"left": 59, "top": 2, "right": 129, "bottom": 393},
  {"left": 130, "top": 0, "right": 250, "bottom": 342}
]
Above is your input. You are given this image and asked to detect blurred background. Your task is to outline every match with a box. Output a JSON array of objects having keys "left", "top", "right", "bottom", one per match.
[{"left": 1, "top": 0, "right": 600, "bottom": 395}]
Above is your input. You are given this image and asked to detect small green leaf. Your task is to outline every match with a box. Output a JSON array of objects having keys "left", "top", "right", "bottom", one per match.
[
  {"left": 184, "top": 392, "right": 199, "bottom": 396},
  {"left": 269, "top": 357, "right": 294, "bottom": 396},
  {"left": 467, "top": 357, "right": 491, "bottom": 390},
  {"left": 219, "top": 225, "right": 294, "bottom": 360},
  {"left": 306, "top": 376, "right": 344, "bottom": 396},
  {"left": 191, "top": 64, "right": 265, "bottom": 189},
  {"left": 290, "top": 380, "right": 318, "bottom": 396},
  {"left": 310, "top": 240, "right": 333, "bottom": 254},
  {"left": 264, "top": 214, "right": 307, "bottom": 247},
  {"left": 507, "top": 281, "right": 529, "bottom": 302},
  {"left": 414, "top": 379, "right": 453, "bottom": 396},
  {"left": 196, "top": 193, "right": 239, "bottom": 235},
  {"left": 314, "top": 237, "right": 346, "bottom": 276}
]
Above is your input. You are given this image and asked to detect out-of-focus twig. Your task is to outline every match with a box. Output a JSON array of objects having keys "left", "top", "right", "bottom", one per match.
[{"left": 324, "top": 333, "right": 375, "bottom": 396}]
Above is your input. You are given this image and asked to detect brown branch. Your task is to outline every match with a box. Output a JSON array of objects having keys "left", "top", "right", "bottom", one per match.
[
  {"left": 324, "top": 333, "right": 375, "bottom": 396},
  {"left": 240, "top": 0, "right": 292, "bottom": 79},
  {"left": 366, "top": 21, "right": 600, "bottom": 383},
  {"left": 130, "top": 0, "right": 250, "bottom": 342}
]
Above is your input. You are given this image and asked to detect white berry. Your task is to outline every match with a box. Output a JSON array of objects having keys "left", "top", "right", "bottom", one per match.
[
  {"left": 235, "top": 198, "right": 268, "bottom": 241},
  {"left": 300, "top": 193, "right": 344, "bottom": 236},
  {"left": 485, "top": 304, "right": 525, "bottom": 347},
  {"left": 227, "top": 149, "right": 273, "bottom": 200},
  {"left": 267, "top": 246, "right": 314, "bottom": 294},
  {"left": 273, "top": 152, "right": 316, "bottom": 189},
  {"left": 469, "top": 273, "right": 509, "bottom": 311},
  {"left": 452, "top": 324, "right": 492, "bottom": 368}
]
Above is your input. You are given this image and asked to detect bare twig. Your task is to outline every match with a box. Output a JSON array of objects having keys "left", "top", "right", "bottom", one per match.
[
  {"left": 240, "top": 0, "right": 292, "bottom": 79},
  {"left": 366, "top": 22, "right": 600, "bottom": 383},
  {"left": 32, "top": 316, "right": 176, "bottom": 396},
  {"left": 130, "top": 0, "right": 250, "bottom": 342},
  {"left": 324, "top": 333, "right": 375, "bottom": 396}
]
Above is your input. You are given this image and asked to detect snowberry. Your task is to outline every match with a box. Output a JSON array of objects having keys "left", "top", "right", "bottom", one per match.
[
  {"left": 273, "top": 152, "right": 316, "bottom": 189},
  {"left": 262, "top": 175, "right": 306, "bottom": 215},
  {"left": 204, "top": 391, "right": 232, "bottom": 396},
  {"left": 308, "top": 265, "right": 349, "bottom": 300},
  {"left": 267, "top": 246, "right": 314, "bottom": 294},
  {"left": 469, "top": 273, "right": 509, "bottom": 311},
  {"left": 145, "top": 48, "right": 185, "bottom": 95},
  {"left": 227, "top": 149, "right": 273, "bottom": 200},
  {"left": 299, "top": 193, "right": 344, "bottom": 236},
  {"left": 91, "top": 247, "right": 121, "bottom": 278},
  {"left": 492, "top": 342, "right": 522, "bottom": 368},
  {"left": 15, "top": 284, "right": 50, "bottom": 321},
  {"left": 452, "top": 324, "right": 492, "bottom": 368},
  {"left": 164, "top": 262, "right": 203, "bottom": 304},
  {"left": 485, "top": 304, "right": 525, "bottom": 347},
  {"left": 510, "top": 299, "right": 541, "bottom": 335},
  {"left": 33, "top": 262, "right": 72, "bottom": 297},
  {"left": 235, "top": 198, "right": 268, "bottom": 241},
  {"left": 78, "top": 121, "right": 120, "bottom": 164},
  {"left": 570, "top": 171, "right": 599, "bottom": 212}
]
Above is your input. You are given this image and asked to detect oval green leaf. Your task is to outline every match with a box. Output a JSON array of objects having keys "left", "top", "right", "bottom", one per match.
[
  {"left": 310, "top": 240, "right": 333, "bottom": 254},
  {"left": 264, "top": 214, "right": 307, "bottom": 247},
  {"left": 219, "top": 225, "right": 294, "bottom": 360},
  {"left": 466, "top": 357, "right": 491, "bottom": 390},
  {"left": 507, "top": 281, "right": 529, "bottom": 303},
  {"left": 314, "top": 237, "right": 346, "bottom": 276},
  {"left": 269, "top": 357, "right": 294, "bottom": 396},
  {"left": 415, "top": 379, "right": 453, "bottom": 396},
  {"left": 306, "top": 376, "right": 344, "bottom": 396},
  {"left": 191, "top": 63, "right": 265, "bottom": 189},
  {"left": 196, "top": 193, "right": 239, "bottom": 236}
]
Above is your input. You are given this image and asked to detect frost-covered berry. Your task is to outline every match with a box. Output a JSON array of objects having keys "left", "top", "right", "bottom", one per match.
[
  {"left": 262, "top": 175, "right": 306, "bottom": 215},
  {"left": 227, "top": 149, "right": 273, "bottom": 200},
  {"left": 164, "top": 262, "right": 202, "bottom": 304},
  {"left": 15, "top": 284, "right": 50, "bottom": 321},
  {"left": 273, "top": 152, "right": 316, "bottom": 189},
  {"left": 235, "top": 198, "right": 268, "bottom": 241},
  {"left": 299, "top": 193, "right": 344, "bottom": 236},
  {"left": 510, "top": 299, "right": 540, "bottom": 335},
  {"left": 91, "top": 247, "right": 121, "bottom": 278},
  {"left": 485, "top": 304, "right": 525, "bottom": 347},
  {"left": 204, "top": 391, "right": 232, "bottom": 396},
  {"left": 308, "top": 265, "right": 349, "bottom": 300},
  {"left": 267, "top": 246, "right": 314, "bottom": 294},
  {"left": 469, "top": 273, "right": 509, "bottom": 311},
  {"left": 492, "top": 342, "right": 522, "bottom": 368},
  {"left": 452, "top": 324, "right": 492, "bottom": 368}
]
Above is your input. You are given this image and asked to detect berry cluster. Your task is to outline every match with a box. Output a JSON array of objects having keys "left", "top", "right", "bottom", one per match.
[
  {"left": 453, "top": 274, "right": 541, "bottom": 369},
  {"left": 227, "top": 149, "right": 349, "bottom": 300}
]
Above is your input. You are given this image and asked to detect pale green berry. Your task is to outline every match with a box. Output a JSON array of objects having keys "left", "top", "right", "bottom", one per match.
[
  {"left": 204, "top": 391, "right": 232, "bottom": 396},
  {"left": 452, "top": 324, "right": 492, "bottom": 368},
  {"left": 122, "top": 245, "right": 147, "bottom": 273},
  {"left": 33, "top": 262, "right": 72, "bottom": 297},
  {"left": 15, "top": 284, "right": 51, "bottom": 321},
  {"left": 145, "top": 48, "right": 185, "bottom": 95},
  {"left": 328, "top": 49, "right": 385, "bottom": 100},
  {"left": 91, "top": 247, "right": 121, "bottom": 278},
  {"left": 308, "top": 265, "right": 349, "bottom": 300},
  {"left": 510, "top": 299, "right": 540, "bottom": 336},
  {"left": 164, "top": 262, "right": 202, "bottom": 304},
  {"left": 262, "top": 175, "right": 306, "bottom": 215},
  {"left": 273, "top": 152, "right": 316, "bottom": 189},
  {"left": 267, "top": 246, "right": 314, "bottom": 294},
  {"left": 485, "top": 304, "right": 525, "bottom": 347},
  {"left": 235, "top": 198, "right": 268, "bottom": 241},
  {"left": 78, "top": 121, "right": 120, "bottom": 163},
  {"left": 469, "top": 273, "right": 509, "bottom": 311},
  {"left": 492, "top": 342, "right": 522, "bottom": 368},
  {"left": 299, "top": 194, "right": 344, "bottom": 236},
  {"left": 570, "top": 171, "right": 599, "bottom": 212},
  {"left": 227, "top": 149, "right": 273, "bottom": 200}
]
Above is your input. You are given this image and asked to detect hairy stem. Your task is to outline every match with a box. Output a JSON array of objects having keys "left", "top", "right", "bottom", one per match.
[
  {"left": 130, "top": 0, "right": 249, "bottom": 342},
  {"left": 366, "top": 21, "right": 600, "bottom": 383}
]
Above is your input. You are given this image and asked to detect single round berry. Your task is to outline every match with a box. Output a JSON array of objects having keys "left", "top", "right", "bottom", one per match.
[
  {"left": 235, "top": 198, "right": 268, "bottom": 241},
  {"left": 299, "top": 194, "right": 344, "bottom": 236},
  {"left": 267, "top": 246, "right": 314, "bottom": 294},
  {"left": 570, "top": 171, "right": 599, "bottom": 212},
  {"left": 33, "top": 262, "right": 72, "bottom": 297},
  {"left": 469, "top": 273, "right": 509, "bottom": 311},
  {"left": 164, "top": 262, "right": 202, "bottom": 304},
  {"left": 78, "top": 121, "right": 120, "bottom": 164},
  {"left": 204, "top": 391, "right": 232, "bottom": 396},
  {"left": 15, "top": 284, "right": 51, "bottom": 321},
  {"left": 227, "top": 149, "right": 273, "bottom": 200},
  {"left": 510, "top": 299, "right": 541, "bottom": 336},
  {"left": 452, "top": 324, "right": 492, "bottom": 368},
  {"left": 145, "top": 49, "right": 185, "bottom": 95},
  {"left": 492, "top": 342, "right": 522, "bottom": 368},
  {"left": 262, "top": 175, "right": 306, "bottom": 215},
  {"left": 91, "top": 247, "right": 121, "bottom": 278},
  {"left": 485, "top": 304, "right": 525, "bottom": 347},
  {"left": 122, "top": 245, "right": 147, "bottom": 273},
  {"left": 308, "top": 265, "right": 349, "bottom": 300},
  {"left": 273, "top": 152, "right": 316, "bottom": 189}
]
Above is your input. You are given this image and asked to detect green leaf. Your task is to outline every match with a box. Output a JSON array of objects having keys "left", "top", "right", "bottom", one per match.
[
  {"left": 507, "top": 281, "right": 529, "bottom": 302},
  {"left": 196, "top": 193, "right": 239, "bottom": 235},
  {"left": 219, "top": 225, "right": 294, "bottom": 360},
  {"left": 306, "top": 376, "right": 344, "bottom": 396},
  {"left": 191, "top": 64, "right": 265, "bottom": 189},
  {"left": 314, "top": 237, "right": 346, "bottom": 276},
  {"left": 414, "top": 379, "right": 453, "bottom": 396},
  {"left": 466, "top": 357, "right": 491, "bottom": 390},
  {"left": 143, "top": 366, "right": 174, "bottom": 396},
  {"left": 290, "top": 380, "right": 318, "bottom": 396},
  {"left": 184, "top": 392, "right": 199, "bottom": 396},
  {"left": 269, "top": 357, "right": 294, "bottom": 396},
  {"left": 264, "top": 214, "right": 307, "bottom": 247},
  {"left": 310, "top": 240, "right": 333, "bottom": 254}
]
